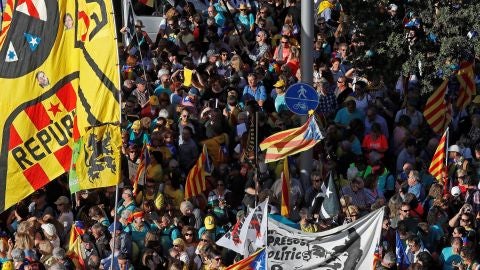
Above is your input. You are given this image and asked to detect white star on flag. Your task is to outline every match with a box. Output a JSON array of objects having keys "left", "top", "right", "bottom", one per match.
[
  {"left": 5, "top": 42, "right": 18, "bottom": 62},
  {"left": 29, "top": 37, "right": 38, "bottom": 47}
]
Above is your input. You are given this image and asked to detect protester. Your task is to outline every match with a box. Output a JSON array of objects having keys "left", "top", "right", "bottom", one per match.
[{"left": 3, "top": 1, "right": 480, "bottom": 269}]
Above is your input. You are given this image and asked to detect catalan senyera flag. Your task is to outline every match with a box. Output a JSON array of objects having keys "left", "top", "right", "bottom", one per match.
[
  {"left": 428, "top": 128, "right": 448, "bottom": 182},
  {"left": 69, "top": 125, "right": 121, "bottom": 194},
  {"left": 281, "top": 158, "right": 290, "bottom": 217},
  {"left": 423, "top": 80, "right": 451, "bottom": 134},
  {"left": 0, "top": 0, "right": 120, "bottom": 212},
  {"left": 456, "top": 62, "right": 477, "bottom": 110},
  {"left": 185, "top": 145, "right": 210, "bottom": 200},
  {"left": 67, "top": 221, "right": 85, "bottom": 269},
  {"left": 260, "top": 115, "right": 323, "bottom": 163},
  {"left": 225, "top": 248, "right": 266, "bottom": 270}
]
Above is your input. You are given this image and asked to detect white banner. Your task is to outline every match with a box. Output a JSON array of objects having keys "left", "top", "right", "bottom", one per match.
[
  {"left": 217, "top": 198, "right": 269, "bottom": 255},
  {"left": 267, "top": 207, "right": 384, "bottom": 270}
]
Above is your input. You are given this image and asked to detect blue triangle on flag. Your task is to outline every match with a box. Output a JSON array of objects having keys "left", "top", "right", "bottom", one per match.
[{"left": 24, "top": 32, "right": 41, "bottom": 51}]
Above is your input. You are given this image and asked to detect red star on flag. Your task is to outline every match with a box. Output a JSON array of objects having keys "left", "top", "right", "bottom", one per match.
[{"left": 48, "top": 102, "right": 61, "bottom": 116}]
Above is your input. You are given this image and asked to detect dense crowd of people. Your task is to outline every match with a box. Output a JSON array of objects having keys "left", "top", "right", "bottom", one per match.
[{"left": 0, "top": 0, "right": 479, "bottom": 269}]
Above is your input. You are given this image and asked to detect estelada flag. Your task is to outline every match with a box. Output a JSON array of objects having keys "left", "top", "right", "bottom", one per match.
[
  {"left": 185, "top": 145, "right": 211, "bottom": 200},
  {"left": 67, "top": 221, "right": 85, "bottom": 269},
  {"left": 428, "top": 128, "right": 448, "bottom": 182},
  {"left": 281, "top": 158, "right": 290, "bottom": 217},
  {"left": 0, "top": 0, "right": 120, "bottom": 212},
  {"left": 260, "top": 115, "right": 323, "bottom": 163},
  {"left": 225, "top": 248, "right": 266, "bottom": 270},
  {"left": 69, "top": 124, "right": 121, "bottom": 193}
]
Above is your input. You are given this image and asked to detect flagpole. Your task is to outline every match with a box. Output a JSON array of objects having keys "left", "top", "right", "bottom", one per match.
[
  {"left": 111, "top": 2, "right": 123, "bottom": 269},
  {"left": 444, "top": 127, "right": 450, "bottom": 190},
  {"left": 254, "top": 111, "right": 259, "bottom": 208}
]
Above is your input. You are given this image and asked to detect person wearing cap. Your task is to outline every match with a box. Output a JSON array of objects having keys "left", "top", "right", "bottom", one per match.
[
  {"left": 448, "top": 144, "right": 470, "bottom": 178},
  {"left": 41, "top": 223, "right": 60, "bottom": 248},
  {"left": 125, "top": 210, "right": 150, "bottom": 252},
  {"left": 153, "top": 70, "right": 172, "bottom": 97},
  {"left": 132, "top": 77, "right": 150, "bottom": 109},
  {"left": 197, "top": 216, "right": 226, "bottom": 242},
  {"left": 235, "top": 3, "right": 255, "bottom": 32},
  {"left": 120, "top": 20, "right": 153, "bottom": 50},
  {"left": 128, "top": 119, "right": 149, "bottom": 147},
  {"left": 176, "top": 21, "right": 194, "bottom": 52},
  {"left": 54, "top": 196, "right": 73, "bottom": 239},
  {"left": 334, "top": 95, "right": 365, "bottom": 127},
  {"left": 273, "top": 78, "right": 288, "bottom": 113},
  {"left": 180, "top": 87, "right": 200, "bottom": 115},
  {"left": 107, "top": 221, "right": 133, "bottom": 260}
]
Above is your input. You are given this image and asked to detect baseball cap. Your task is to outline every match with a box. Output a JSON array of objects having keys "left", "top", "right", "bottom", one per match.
[
  {"left": 451, "top": 186, "right": 461, "bottom": 197},
  {"left": 273, "top": 79, "right": 285, "bottom": 88},
  {"left": 54, "top": 196, "right": 69, "bottom": 205},
  {"left": 204, "top": 216, "right": 215, "bottom": 230},
  {"left": 108, "top": 221, "right": 123, "bottom": 233},
  {"left": 448, "top": 145, "right": 461, "bottom": 153},
  {"left": 41, "top": 223, "right": 56, "bottom": 236}
]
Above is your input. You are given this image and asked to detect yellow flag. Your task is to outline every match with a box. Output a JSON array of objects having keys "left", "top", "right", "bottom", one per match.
[
  {"left": 69, "top": 125, "right": 121, "bottom": 193},
  {"left": 0, "top": 0, "right": 120, "bottom": 212},
  {"left": 183, "top": 68, "right": 193, "bottom": 87}
]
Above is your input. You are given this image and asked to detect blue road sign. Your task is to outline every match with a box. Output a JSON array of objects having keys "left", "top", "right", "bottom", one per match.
[{"left": 285, "top": 83, "right": 319, "bottom": 115}]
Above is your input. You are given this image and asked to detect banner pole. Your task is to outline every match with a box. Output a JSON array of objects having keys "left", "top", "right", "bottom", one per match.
[{"left": 110, "top": 1, "right": 122, "bottom": 269}]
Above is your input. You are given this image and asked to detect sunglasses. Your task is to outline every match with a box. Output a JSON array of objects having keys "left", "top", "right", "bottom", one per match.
[
  {"left": 401, "top": 209, "right": 410, "bottom": 212},
  {"left": 184, "top": 233, "right": 193, "bottom": 236},
  {"left": 461, "top": 218, "right": 470, "bottom": 222},
  {"left": 200, "top": 239, "right": 209, "bottom": 242}
]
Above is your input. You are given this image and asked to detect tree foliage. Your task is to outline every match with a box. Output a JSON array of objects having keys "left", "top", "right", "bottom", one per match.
[{"left": 341, "top": 0, "right": 480, "bottom": 93}]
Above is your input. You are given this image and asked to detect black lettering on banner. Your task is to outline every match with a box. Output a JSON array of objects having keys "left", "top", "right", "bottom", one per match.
[
  {"left": 48, "top": 122, "right": 68, "bottom": 145},
  {"left": 36, "top": 129, "right": 52, "bottom": 154},
  {"left": 11, "top": 112, "right": 74, "bottom": 170},
  {"left": 12, "top": 147, "right": 33, "bottom": 170},
  {"left": 60, "top": 114, "right": 74, "bottom": 137},
  {"left": 25, "top": 137, "right": 46, "bottom": 161}
]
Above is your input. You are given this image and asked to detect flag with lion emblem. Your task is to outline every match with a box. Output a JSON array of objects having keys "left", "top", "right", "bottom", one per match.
[
  {"left": 69, "top": 124, "right": 121, "bottom": 193},
  {"left": 0, "top": 0, "right": 120, "bottom": 212}
]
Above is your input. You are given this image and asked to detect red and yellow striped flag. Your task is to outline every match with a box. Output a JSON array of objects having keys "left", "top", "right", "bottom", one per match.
[
  {"left": 185, "top": 145, "right": 209, "bottom": 200},
  {"left": 259, "top": 115, "right": 323, "bottom": 163},
  {"left": 428, "top": 128, "right": 448, "bottom": 182},
  {"left": 423, "top": 80, "right": 451, "bottom": 134},
  {"left": 281, "top": 158, "right": 290, "bottom": 217},
  {"left": 67, "top": 222, "right": 85, "bottom": 269},
  {"left": 456, "top": 62, "right": 476, "bottom": 110}
]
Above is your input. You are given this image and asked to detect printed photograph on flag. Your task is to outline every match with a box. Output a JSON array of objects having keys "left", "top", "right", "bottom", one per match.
[
  {"left": 69, "top": 124, "right": 121, "bottom": 193},
  {"left": 0, "top": 0, "right": 120, "bottom": 212},
  {"left": 267, "top": 207, "right": 384, "bottom": 270}
]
